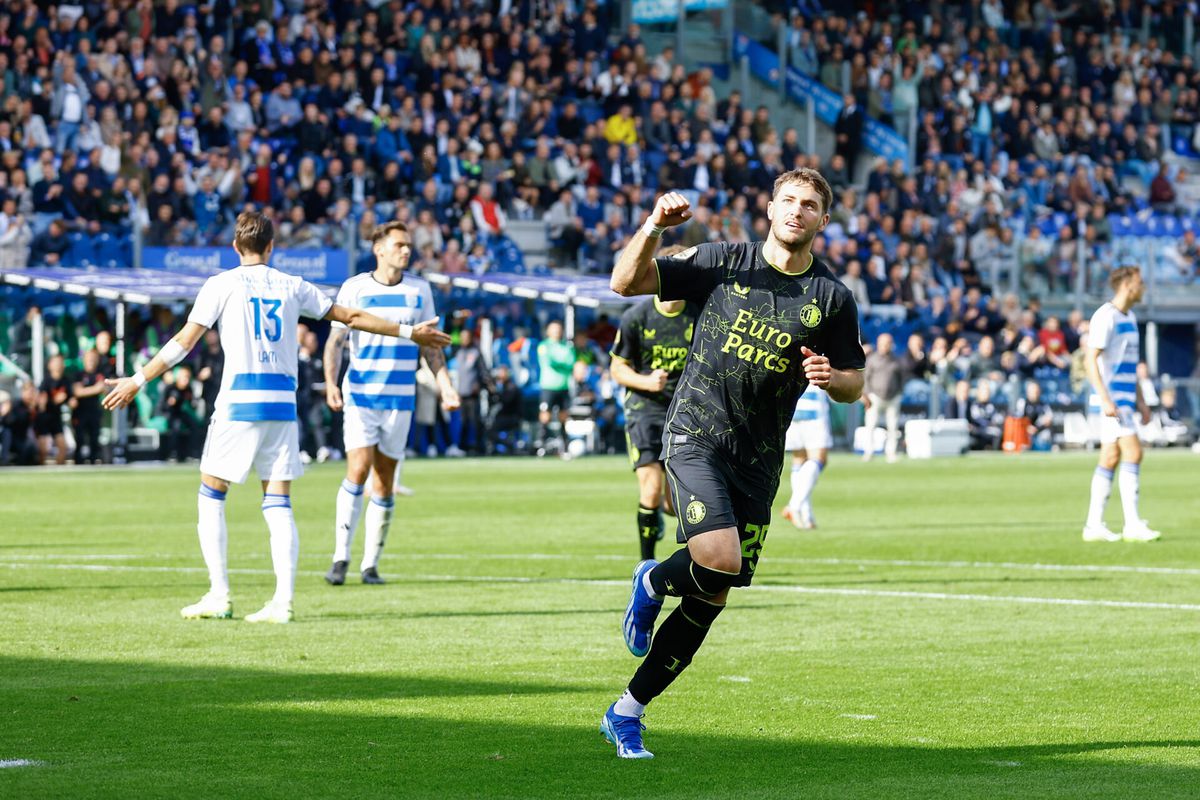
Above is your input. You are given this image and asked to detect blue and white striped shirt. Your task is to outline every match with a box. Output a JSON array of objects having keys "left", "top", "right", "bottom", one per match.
[
  {"left": 187, "top": 264, "right": 332, "bottom": 422},
  {"left": 1087, "top": 302, "right": 1139, "bottom": 412},
  {"left": 793, "top": 385, "right": 831, "bottom": 424},
  {"left": 334, "top": 272, "right": 435, "bottom": 412}
]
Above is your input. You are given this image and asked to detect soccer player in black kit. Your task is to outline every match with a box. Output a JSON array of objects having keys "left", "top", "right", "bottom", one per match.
[
  {"left": 600, "top": 168, "right": 866, "bottom": 759},
  {"left": 610, "top": 244, "right": 700, "bottom": 562}
]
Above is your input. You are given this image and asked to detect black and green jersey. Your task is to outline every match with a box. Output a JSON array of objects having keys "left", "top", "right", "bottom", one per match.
[
  {"left": 655, "top": 241, "right": 865, "bottom": 489},
  {"left": 610, "top": 296, "right": 700, "bottom": 418}
]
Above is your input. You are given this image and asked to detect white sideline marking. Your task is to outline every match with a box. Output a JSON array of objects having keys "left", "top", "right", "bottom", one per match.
[
  {"left": 718, "top": 675, "right": 752, "bottom": 683},
  {"left": 840, "top": 714, "right": 877, "bottom": 720},
  {"left": 772, "top": 556, "right": 1200, "bottom": 578},
  {"left": 0, "top": 759, "right": 44, "bottom": 768},
  {"left": 4, "top": 561, "right": 1200, "bottom": 612},
  {"left": 6, "top": 551, "right": 1200, "bottom": 578}
]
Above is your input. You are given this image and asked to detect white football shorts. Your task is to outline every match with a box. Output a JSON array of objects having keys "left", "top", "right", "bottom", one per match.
[
  {"left": 200, "top": 419, "right": 304, "bottom": 483},
  {"left": 1094, "top": 407, "right": 1139, "bottom": 444},
  {"left": 784, "top": 419, "right": 833, "bottom": 452},
  {"left": 342, "top": 404, "right": 413, "bottom": 459}
]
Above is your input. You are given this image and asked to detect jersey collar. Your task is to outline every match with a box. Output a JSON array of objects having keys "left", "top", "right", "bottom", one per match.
[
  {"left": 371, "top": 269, "right": 406, "bottom": 287},
  {"left": 759, "top": 244, "right": 814, "bottom": 278},
  {"left": 653, "top": 297, "right": 685, "bottom": 318}
]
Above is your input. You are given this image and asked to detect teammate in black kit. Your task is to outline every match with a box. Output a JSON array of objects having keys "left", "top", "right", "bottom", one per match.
[
  {"left": 600, "top": 168, "right": 866, "bottom": 759},
  {"left": 610, "top": 243, "right": 700, "bottom": 562}
]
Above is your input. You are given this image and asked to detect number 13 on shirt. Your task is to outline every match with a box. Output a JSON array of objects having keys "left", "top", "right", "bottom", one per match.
[{"left": 250, "top": 297, "right": 283, "bottom": 342}]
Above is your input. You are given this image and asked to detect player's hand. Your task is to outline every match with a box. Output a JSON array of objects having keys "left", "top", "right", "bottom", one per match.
[
  {"left": 326, "top": 385, "right": 343, "bottom": 412},
  {"left": 441, "top": 387, "right": 461, "bottom": 412},
  {"left": 409, "top": 317, "right": 452, "bottom": 348},
  {"left": 800, "top": 346, "right": 832, "bottom": 388},
  {"left": 648, "top": 192, "right": 693, "bottom": 228},
  {"left": 102, "top": 377, "right": 140, "bottom": 410},
  {"left": 646, "top": 368, "right": 669, "bottom": 392},
  {"left": 1100, "top": 397, "right": 1118, "bottom": 418},
  {"left": 1139, "top": 404, "right": 1151, "bottom": 425}
]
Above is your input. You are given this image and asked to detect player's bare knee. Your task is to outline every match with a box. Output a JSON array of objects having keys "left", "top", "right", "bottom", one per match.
[
  {"left": 689, "top": 533, "right": 742, "bottom": 575},
  {"left": 344, "top": 449, "right": 372, "bottom": 484},
  {"left": 1098, "top": 449, "right": 1120, "bottom": 470}
]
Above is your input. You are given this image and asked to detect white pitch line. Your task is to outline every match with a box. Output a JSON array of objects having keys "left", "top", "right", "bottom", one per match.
[
  {"left": 771, "top": 556, "right": 1200, "bottom": 577},
  {"left": 4, "top": 561, "right": 1200, "bottom": 612},
  {"left": 4, "top": 551, "right": 1200, "bottom": 577},
  {"left": 0, "top": 759, "right": 45, "bottom": 768}
]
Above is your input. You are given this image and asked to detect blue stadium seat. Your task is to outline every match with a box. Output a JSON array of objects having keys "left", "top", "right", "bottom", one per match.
[
  {"left": 67, "top": 232, "right": 94, "bottom": 267},
  {"left": 579, "top": 102, "right": 605, "bottom": 125}
]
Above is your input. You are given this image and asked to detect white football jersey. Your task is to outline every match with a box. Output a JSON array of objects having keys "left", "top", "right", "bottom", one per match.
[
  {"left": 1087, "top": 302, "right": 1139, "bottom": 413},
  {"left": 334, "top": 272, "right": 435, "bottom": 411},
  {"left": 187, "top": 264, "right": 332, "bottom": 422}
]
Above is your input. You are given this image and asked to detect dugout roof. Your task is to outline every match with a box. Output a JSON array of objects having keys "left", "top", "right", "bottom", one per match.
[{"left": 0, "top": 267, "right": 631, "bottom": 309}]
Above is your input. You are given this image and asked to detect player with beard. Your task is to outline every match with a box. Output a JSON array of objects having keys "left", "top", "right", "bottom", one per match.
[{"left": 599, "top": 168, "right": 866, "bottom": 758}]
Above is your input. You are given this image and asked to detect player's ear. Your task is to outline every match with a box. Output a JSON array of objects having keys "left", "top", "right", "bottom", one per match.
[
  {"left": 817, "top": 212, "right": 830, "bottom": 231},
  {"left": 766, "top": 199, "right": 774, "bottom": 222}
]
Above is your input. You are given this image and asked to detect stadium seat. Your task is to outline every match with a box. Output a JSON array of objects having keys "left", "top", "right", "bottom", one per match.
[{"left": 67, "top": 232, "right": 95, "bottom": 267}]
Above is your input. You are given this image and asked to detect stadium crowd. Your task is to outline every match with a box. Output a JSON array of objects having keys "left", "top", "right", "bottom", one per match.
[{"left": 2, "top": 0, "right": 1200, "bottom": 464}]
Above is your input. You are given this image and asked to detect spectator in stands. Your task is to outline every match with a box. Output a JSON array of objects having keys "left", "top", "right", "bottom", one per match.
[
  {"left": 1014, "top": 380, "right": 1054, "bottom": 451},
  {"left": 453, "top": 328, "right": 494, "bottom": 456},
  {"left": 471, "top": 182, "right": 507, "bottom": 240},
  {"left": 296, "top": 326, "right": 327, "bottom": 463},
  {"left": 942, "top": 379, "right": 972, "bottom": 423},
  {"left": 902, "top": 334, "right": 930, "bottom": 382},
  {"left": 487, "top": 364, "right": 523, "bottom": 455},
  {"left": 157, "top": 365, "right": 200, "bottom": 462},
  {"left": 30, "top": 219, "right": 70, "bottom": 266},
  {"left": 1168, "top": 229, "right": 1200, "bottom": 279},
  {"left": 0, "top": 198, "right": 32, "bottom": 268},
  {"left": 863, "top": 333, "right": 903, "bottom": 463},
  {"left": 1149, "top": 163, "right": 1178, "bottom": 213},
  {"left": 72, "top": 348, "right": 107, "bottom": 464},
  {"left": 967, "top": 381, "right": 1004, "bottom": 450},
  {"left": 195, "top": 328, "right": 223, "bottom": 422},
  {"left": 0, "top": 382, "right": 38, "bottom": 466},
  {"left": 834, "top": 93, "right": 864, "bottom": 176},
  {"left": 35, "top": 353, "right": 71, "bottom": 465}
]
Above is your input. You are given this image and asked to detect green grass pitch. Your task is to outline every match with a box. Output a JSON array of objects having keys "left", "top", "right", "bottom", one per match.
[{"left": 1, "top": 451, "right": 1199, "bottom": 798}]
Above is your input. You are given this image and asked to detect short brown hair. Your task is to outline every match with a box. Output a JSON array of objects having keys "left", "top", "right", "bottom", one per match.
[
  {"left": 234, "top": 211, "right": 274, "bottom": 254},
  {"left": 1109, "top": 264, "right": 1141, "bottom": 291},
  {"left": 772, "top": 168, "right": 833, "bottom": 215},
  {"left": 371, "top": 220, "right": 410, "bottom": 245}
]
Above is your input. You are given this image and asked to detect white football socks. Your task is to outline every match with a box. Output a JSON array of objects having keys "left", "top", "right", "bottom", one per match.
[
  {"left": 262, "top": 494, "right": 298, "bottom": 606},
  {"left": 1086, "top": 466, "right": 1114, "bottom": 528},
  {"left": 361, "top": 494, "right": 394, "bottom": 572},
  {"left": 334, "top": 478, "right": 365, "bottom": 563},
  {"left": 197, "top": 484, "right": 229, "bottom": 597},
  {"left": 613, "top": 689, "right": 646, "bottom": 718},
  {"left": 790, "top": 460, "right": 823, "bottom": 514},
  {"left": 1118, "top": 463, "right": 1141, "bottom": 527}
]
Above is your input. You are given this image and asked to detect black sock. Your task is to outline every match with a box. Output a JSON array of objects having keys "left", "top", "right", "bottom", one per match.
[
  {"left": 649, "top": 547, "right": 738, "bottom": 597},
  {"left": 637, "top": 505, "right": 661, "bottom": 560},
  {"left": 628, "top": 595, "right": 725, "bottom": 704}
]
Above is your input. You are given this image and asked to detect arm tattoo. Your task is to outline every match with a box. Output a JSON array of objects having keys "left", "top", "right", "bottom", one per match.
[
  {"left": 324, "top": 328, "right": 347, "bottom": 387},
  {"left": 420, "top": 344, "right": 447, "bottom": 374}
]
